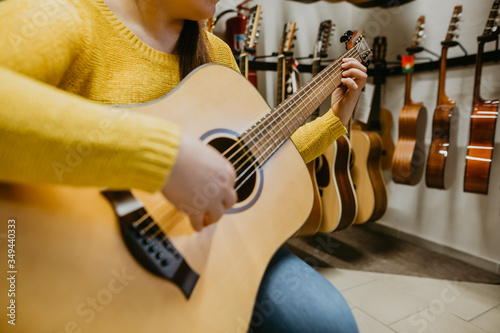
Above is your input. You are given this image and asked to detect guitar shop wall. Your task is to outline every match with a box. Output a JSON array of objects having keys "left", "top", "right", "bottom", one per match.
[{"left": 213, "top": 0, "right": 500, "bottom": 273}]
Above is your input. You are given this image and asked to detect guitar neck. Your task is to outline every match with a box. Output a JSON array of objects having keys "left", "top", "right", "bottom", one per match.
[
  {"left": 437, "top": 45, "right": 450, "bottom": 104},
  {"left": 243, "top": 45, "right": 365, "bottom": 166},
  {"left": 404, "top": 71, "right": 414, "bottom": 105},
  {"left": 276, "top": 55, "right": 286, "bottom": 105}
]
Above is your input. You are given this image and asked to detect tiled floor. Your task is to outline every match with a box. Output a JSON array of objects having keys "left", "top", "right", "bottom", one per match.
[{"left": 317, "top": 268, "right": 500, "bottom": 333}]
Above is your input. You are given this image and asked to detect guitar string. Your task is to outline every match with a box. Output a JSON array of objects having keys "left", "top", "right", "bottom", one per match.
[
  {"left": 132, "top": 42, "right": 366, "bottom": 239},
  {"left": 224, "top": 46, "right": 359, "bottom": 181},
  {"left": 231, "top": 48, "right": 362, "bottom": 191}
]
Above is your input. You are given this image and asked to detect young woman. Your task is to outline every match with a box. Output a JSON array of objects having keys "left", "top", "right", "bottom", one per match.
[{"left": 0, "top": 0, "right": 366, "bottom": 331}]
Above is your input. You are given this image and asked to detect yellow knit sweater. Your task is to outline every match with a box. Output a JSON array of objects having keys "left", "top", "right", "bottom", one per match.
[{"left": 0, "top": 0, "right": 346, "bottom": 192}]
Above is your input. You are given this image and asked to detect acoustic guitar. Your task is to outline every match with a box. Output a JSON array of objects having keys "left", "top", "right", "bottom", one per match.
[
  {"left": 425, "top": 5, "right": 462, "bottom": 189},
  {"left": 238, "top": 4, "right": 262, "bottom": 80},
  {"left": 276, "top": 21, "right": 297, "bottom": 105},
  {"left": 309, "top": 24, "right": 359, "bottom": 233},
  {"left": 0, "top": 37, "right": 372, "bottom": 332},
  {"left": 464, "top": 0, "right": 499, "bottom": 194},
  {"left": 391, "top": 16, "right": 428, "bottom": 185}
]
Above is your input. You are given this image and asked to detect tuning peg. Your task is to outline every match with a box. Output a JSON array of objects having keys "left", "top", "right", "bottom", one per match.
[{"left": 340, "top": 30, "right": 353, "bottom": 43}]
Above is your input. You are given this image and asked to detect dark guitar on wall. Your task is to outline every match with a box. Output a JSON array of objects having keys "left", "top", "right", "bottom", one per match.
[
  {"left": 425, "top": 5, "right": 462, "bottom": 189},
  {"left": 365, "top": 36, "right": 395, "bottom": 171},
  {"left": 391, "top": 15, "right": 428, "bottom": 186},
  {"left": 464, "top": 0, "right": 499, "bottom": 194}
]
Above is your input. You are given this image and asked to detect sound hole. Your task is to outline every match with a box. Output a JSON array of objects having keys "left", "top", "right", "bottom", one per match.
[{"left": 208, "top": 137, "right": 257, "bottom": 203}]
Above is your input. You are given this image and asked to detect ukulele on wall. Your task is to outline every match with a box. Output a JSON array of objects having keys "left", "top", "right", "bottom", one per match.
[
  {"left": 391, "top": 15, "right": 428, "bottom": 185},
  {"left": 276, "top": 21, "right": 297, "bottom": 105},
  {"left": 425, "top": 5, "right": 462, "bottom": 189},
  {"left": 239, "top": 5, "right": 262, "bottom": 82},
  {"left": 464, "top": 0, "right": 499, "bottom": 194}
]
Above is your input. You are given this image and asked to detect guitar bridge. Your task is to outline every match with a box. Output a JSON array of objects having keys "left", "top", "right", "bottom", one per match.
[{"left": 102, "top": 190, "right": 199, "bottom": 299}]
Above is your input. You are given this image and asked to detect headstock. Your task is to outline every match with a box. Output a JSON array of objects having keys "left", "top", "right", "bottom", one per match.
[
  {"left": 410, "top": 15, "right": 426, "bottom": 47},
  {"left": 445, "top": 5, "right": 462, "bottom": 42},
  {"left": 242, "top": 5, "right": 262, "bottom": 52},
  {"left": 482, "top": 0, "right": 500, "bottom": 36},
  {"left": 313, "top": 20, "right": 335, "bottom": 59}
]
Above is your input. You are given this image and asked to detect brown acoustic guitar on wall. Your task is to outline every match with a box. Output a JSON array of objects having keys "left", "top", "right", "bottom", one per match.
[
  {"left": 0, "top": 28, "right": 372, "bottom": 333},
  {"left": 464, "top": 0, "right": 499, "bottom": 194},
  {"left": 391, "top": 15, "right": 428, "bottom": 185},
  {"left": 425, "top": 5, "right": 462, "bottom": 189}
]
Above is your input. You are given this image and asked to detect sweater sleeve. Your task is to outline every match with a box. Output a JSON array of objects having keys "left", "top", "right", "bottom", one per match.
[
  {"left": 0, "top": 0, "right": 180, "bottom": 192},
  {"left": 291, "top": 110, "right": 347, "bottom": 164}
]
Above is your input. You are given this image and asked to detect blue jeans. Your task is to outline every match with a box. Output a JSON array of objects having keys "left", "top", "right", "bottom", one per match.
[{"left": 248, "top": 247, "right": 359, "bottom": 333}]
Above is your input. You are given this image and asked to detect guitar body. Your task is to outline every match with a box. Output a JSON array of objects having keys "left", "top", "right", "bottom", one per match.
[
  {"left": 379, "top": 108, "right": 395, "bottom": 170},
  {"left": 464, "top": 99, "right": 499, "bottom": 194},
  {"left": 426, "top": 102, "right": 457, "bottom": 189},
  {"left": 0, "top": 65, "right": 314, "bottom": 333},
  {"left": 351, "top": 130, "right": 387, "bottom": 224},
  {"left": 392, "top": 103, "right": 427, "bottom": 185},
  {"left": 315, "top": 136, "right": 358, "bottom": 233}
]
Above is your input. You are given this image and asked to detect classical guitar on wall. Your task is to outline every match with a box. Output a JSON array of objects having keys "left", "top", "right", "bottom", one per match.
[
  {"left": 239, "top": 4, "right": 262, "bottom": 81},
  {"left": 276, "top": 21, "right": 297, "bottom": 105},
  {"left": 391, "top": 16, "right": 428, "bottom": 185},
  {"left": 425, "top": 5, "right": 462, "bottom": 190},
  {"left": 0, "top": 35, "right": 372, "bottom": 332},
  {"left": 464, "top": 0, "right": 499, "bottom": 194}
]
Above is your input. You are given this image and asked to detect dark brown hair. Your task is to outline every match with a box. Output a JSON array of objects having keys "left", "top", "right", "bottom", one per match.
[{"left": 174, "top": 20, "right": 211, "bottom": 80}]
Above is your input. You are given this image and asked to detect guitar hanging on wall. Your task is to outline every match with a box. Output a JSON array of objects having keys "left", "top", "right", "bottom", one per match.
[
  {"left": 425, "top": 5, "right": 462, "bottom": 189},
  {"left": 0, "top": 34, "right": 372, "bottom": 332},
  {"left": 464, "top": 0, "right": 499, "bottom": 194},
  {"left": 391, "top": 15, "right": 428, "bottom": 185}
]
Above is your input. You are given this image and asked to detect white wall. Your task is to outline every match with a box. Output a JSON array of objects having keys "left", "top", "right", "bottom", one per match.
[{"left": 215, "top": 0, "right": 500, "bottom": 272}]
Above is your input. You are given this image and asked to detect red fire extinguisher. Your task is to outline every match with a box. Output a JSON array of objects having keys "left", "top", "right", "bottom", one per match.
[{"left": 223, "top": 0, "right": 258, "bottom": 88}]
